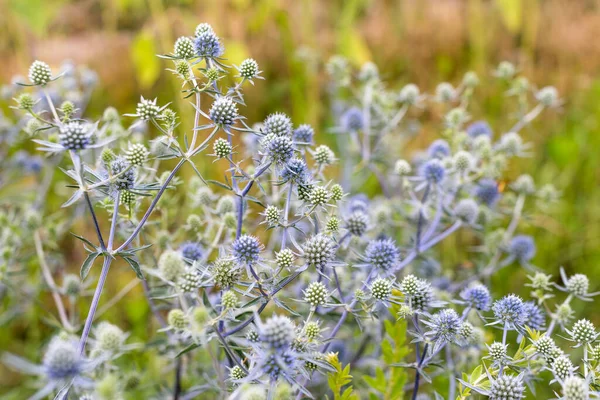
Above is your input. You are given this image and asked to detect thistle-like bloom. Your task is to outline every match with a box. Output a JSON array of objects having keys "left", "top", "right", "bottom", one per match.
[
  {"left": 259, "top": 315, "right": 296, "bottom": 350},
  {"left": 552, "top": 355, "right": 576, "bottom": 381},
  {"left": 508, "top": 235, "right": 536, "bottom": 263},
  {"left": 454, "top": 199, "right": 480, "bottom": 225},
  {"left": 209, "top": 97, "right": 238, "bottom": 126},
  {"left": 567, "top": 319, "right": 598, "bottom": 345},
  {"left": 466, "top": 120, "right": 493, "bottom": 138},
  {"left": 427, "top": 139, "right": 450, "bottom": 159},
  {"left": 158, "top": 250, "right": 185, "bottom": 281},
  {"left": 302, "top": 235, "right": 336, "bottom": 270},
  {"left": 475, "top": 179, "right": 500, "bottom": 206},
  {"left": 364, "top": 238, "right": 400, "bottom": 273},
  {"left": 266, "top": 135, "right": 294, "bottom": 164},
  {"left": 193, "top": 30, "right": 224, "bottom": 58},
  {"left": 293, "top": 124, "right": 314, "bottom": 145},
  {"left": 340, "top": 107, "right": 364, "bottom": 132},
  {"left": 58, "top": 121, "right": 91, "bottom": 150},
  {"left": 557, "top": 267, "right": 599, "bottom": 301},
  {"left": 174, "top": 36, "right": 195, "bottom": 59},
  {"left": 561, "top": 376, "right": 590, "bottom": 400},
  {"left": 281, "top": 158, "right": 310, "bottom": 184},
  {"left": 345, "top": 210, "right": 369, "bottom": 236},
  {"left": 419, "top": 159, "right": 446, "bottom": 184},
  {"left": 232, "top": 234, "right": 263, "bottom": 264},
  {"left": 424, "top": 308, "right": 461, "bottom": 347},
  {"left": 460, "top": 283, "right": 491, "bottom": 311},
  {"left": 264, "top": 112, "right": 293, "bottom": 137},
  {"left": 135, "top": 97, "right": 161, "bottom": 121},
  {"left": 492, "top": 294, "right": 527, "bottom": 330},
  {"left": 370, "top": 278, "right": 393, "bottom": 301},
  {"left": 110, "top": 157, "right": 136, "bottom": 190},
  {"left": 398, "top": 83, "right": 420, "bottom": 105},
  {"left": 523, "top": 301, "right": 546, "bottom": 330},
  {"left": 28, "top": 60, "right": 52, "bottom": 85},
  {"left": 238, "top": 58, "right": 260, "bottom": 80},
  {"left": 180, "top": 242, "right": 204, "bottom": 261},
  {"left": 303, "top": 282, "right": 328, "bottom": 306}
]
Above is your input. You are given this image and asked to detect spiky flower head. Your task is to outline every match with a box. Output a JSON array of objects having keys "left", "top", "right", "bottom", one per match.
[
  {"left": 59, "top": 121, "right": 90, "bottom": 150},
  {"left": 340, "top": 107, "right": 364, "bottom": 132},
  {"left": 275, "top": 249, "right": 294, "bottom": 269},
  {"left": 463, "top": 71, "right": 479, "bottom": 88},
  {"left": 158, "top": 250, "right": 185, "bottom": 281},
  {"left": 562, "top": 376, "right": 589, "bottom": 400},
  {"left": 570, "top": 319, "right": 597, "bottom": 344},
  {"left": 345, "top": 210, "right": 369, "bottom": 236},
  {"left": 211, "top": 258, "right": 239, "bottom": 288},
  {"left": 453, "top": 151, "right": 475, "bottom": 172},
  {"left": 499, "top": 132, "right": 523, "bottom": 156},
  {"left": 555, "top": 303, "right": 575, "bottom": 327},
  {"left": 528, "top": 272, "right": 553, "bottom": 291},
  {"left": 313, "top": 145, "right": 335, "bottom": 165},
  {"left": 95, "top": 322, "right": 126, "bottom": 353},
  {"left": 216, "top": 195, "right": 235, "bottom": 213},
  {"left": 16, "top": 93, "right": 36, "bottom": 110},
  {"left": 553, "top": 355, "right": 575, "bottom": 380},
  {"left": 400, "top": 275, "right": 420, "bottom": 296},
  {"left": 293, "top": 124, "right": 314, "bottom": 145},
  {"left": 125, "top": 143, "right": 149, "bottom": 166},
  {"left": 466, "top": 120, "right": 493, "bottom": 138},
  {"left": 304, "top": 322, "right": 321, "bottom": 340},
  {"left": 260, "top": 315, "right": 296, "bottom": 350},
  {"left": 511, "top": 174, "right": 535, "bottom": 195},
  {"left": 309, "top": 186, "right": 329, "bottom": 206},
  {"left": 180, "top": 242, "right": 203, "bottom": 261},
  {"left": 523, "top": 301, "right": 546, "bottom": 330},
  {"left": 167, "top": 309, "right": 187, "bottom": 330},
  {"left": 475, "top": 179, "right": 500, "bottom": 206},
  {"left": 176, "top": 267, "right": 202, "bottom": 293},
  {"left": 427, "top": 139, "right": 450, "bottom": 159},
  {"left": 326, "top": 216, "right": 340, "bottom": 233},
  {"left": 534, "top": 335, "right": 556, "bottom": 357},
  {"left": 213, "top": 137, "right": 233, "bottom": 158},
  {"left": 205, "top": 67, "right": 219, "bottom": 81},
  {"left": 264, "top": 113, "right": 292, "bottom": 137},
  {"left": 489, "top": 374, "right": 525, "bottom": 400},
  {"left": 495, "top": 61, "right": 516, "bottom": 79},
  {"left": 62, "top": 274, "right": 81, "bottom": 297},
  {"left": 435, "top": 82, "right": 456, "bottom": 103},
  {"left": 304, "top": 282, "right": 328, "bottom": 307},
  {"left": 209, "top": 97, "right": 238, "bottom": 126},
  {"left": 460, "top": 284, "right": 491, "bottom": 311},
  {"left": 427, "top": 309, "right": 461, "bottom": 343},
  {"left": 509, "top": 235, "right": 536, "bottom": 263},
  {"left": 238, "top": 58, "right": 259, "bottom": 79},
  {"left": 136, "top": 97, "right": 161, "bottom": 121},
  {"left": 29, "top": 60, "right": 52, "bottom": 85},
  {"left": 398, "top": 83, "right": 420, "bottom": 105},
  {"left": 229, "top": 365, "right": 246, "bottom": 381},
  {"left": 267, "top": 135, "right": 294, "bottom": 164},
  {"left": 536, "top": 86, "right": 559, "bottom": 107},
  {"left": 221, "top": 291, "right": 238, "bottom": 309},
  {"left": 246, "top": 329, "right": 259, "bottom": 343},
  {"left": 43, "top": 337, "right": 81, "bottom": 379},
  {"left": 493, "top": 294, "right": 527, "bottom": 327},
  {"left": 303, "top": 234, "right": 336, "bottom": 269},
  {"left": 394, "top": 159, "right": 412, "bottom": 175},
  {"left": 454, "top": 199, "right": 480, "bottom": 225},
  {"left": 264, "top": 205, "right": 280, "bottom": 226},
  {"left": 566, "top": 274, "right": 589, "bottom": 297},
  {"left": 195, "top": 23, "right": 214, "bottom": 37},
  {"left": 281, "top": 158, "right": 309, "bottom": 184},
  {"left": 174, "top": 37, "right": 195, "bottom": 59},
  {"left": 420, "top": 159, "right": 445, "bottom": 183},
  {"left": 489, "top": 342, "right": 508, "bottom": 362},
  {"left": 232, "top": 235, "right": 262, "bottom": 264},
  {"left": 365, "top": 238, "right": 399, "bottom": 272},
  {"left": 110, "top": 157, "right": 136, "bottom": 190},
  {"left": 370, "top": 278, "right": 393, "bottom": 301},
  {"left": 193, "top": 30, "right": 224, "bottom": 58},
  {"left": 330, "top": 184, "right": 344, "bottom": 202}
]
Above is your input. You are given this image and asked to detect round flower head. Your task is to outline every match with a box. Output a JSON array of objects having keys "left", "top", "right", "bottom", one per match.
[
  {"left": 313, "top": 144, "right": 335, "bottom": 165},
  {"left": 110, "top": 157, "right": 136, "bottom": 190},
  {"left": 370, "top": 278, "right": 393, "bottom": 301},
  {"left": 427, "top": 139, "right": 450, "bottom": 159},
  {"left": 553, "top": 355, "right": 575, "bottom": 380},
  {"left": 221, "top": 291, "right": 238, "bottom": 309},
  {"left": 125, "top": 143, "right": 149, "bottom": 166},
  {"left": 303, "top": 234, "right": 336, "bottom": 269},
  {"left": 489, "top": 374, "right": 525, "bottom": 400},
  {"left": 488, "top": 342, "right": 508, "bottom": 363},
  {"left": 232, "top": 234, "right": 262, "bottom": 264},
  {"left": 275, "top": 249, "right": 295, "bottom": 269},
  {"left": 304, "top": 282, "right": 328, "bottom": 306},
  {"left": 59, "top": 121, "right": 91, "bottom": 150},
  {"left": 229, "top": 365, "right": 246, "bottom": 381},
  {"left": 398, "top": 83, "right": 420, "bottom": 105},
  {"left": 121, "top": 190, "right": 136, "bottom": 206},
  {"left": 43, "top": 337, "right": 81, "bottom": 379},
  {"left": 174, "top": 36, "right": 195, "bottom": 59},
  {"left": 454, "top": 199, "right": 480, "bottom": 225},
  {"left": 400, "top": 275, "right": 421, "bottom": 296},
  {"left": 435, "top": 82, "right": 456, "bottom": 103},
  {"left": 463, "top": 71, "right": 479, "bottom": 87},
  {"left": 495, "top": 61, "right": 516, "bottom": 79},
  {"left": 326, "top": 216, "right": 340, "bottom": 233},
  {"left": 340, "top": 107, "right": 364, "bottom": 132},
  {"left": 475, "top": 179, "right": 500, "bottom": 206},
  {"left": 238, "top": 58, "right": 259, "bottom": 79},
  {"left": 466, "top": 120, "right": 492, "bottom": 138},
  {"left": 193, "top": 30, "right": 224, "bottom": 58},
  {"left": 263, "top": 205, "right": 280, "bottom": 226},
  {"left": 523, "top": 301, "right": 546, "bottom": 330},
  {"left": 427, "top": 309, "right": 461, "bottom": 343},
  {"left": 95, "top": 322, "right": 126, "bottom": 353},
  {"left": 136, "top": 97, "right": 161, "bottom": 121},
  {"left": 177, "top": 267, "right": 201, "bottom": 292},
  {"left": 394, "top": 159, "right": 412, "bottom": 175},
  {"left": 158, "top": 250, "right": 185, "bottom": 281},
  {"left": 533, "top": 335, "right": 556, "bottom": 357},
  {"left": 209, "top": 97, "right": 238, "bottom": 126},
  {"left": 16, "top": 93, "right": 36, "bottom": 110},
  {"left": 267, "top": 135, "right": 294, "bottom": 164},
  {"left": 509, "top": 235, "right": 536, "bottom": 263},
  {"left": 309, "top": 186, "right": 329, "bottom": 206},
  {"left": 293, "top": 124, "right": 314, "bottom": 145},
  {"left": 264, "top": 112, "right": 293, "bottom": 137},
  {"left": 453, "top": 151, "right": 475, "bottom": 173},
  {"left": 211, "top": 258, "right": 240, "bottom": 288},
  {"left": 536, "top": 86, "right": 559, "bottom": 107},
  {"left": 493, "top": 294, "right": 527, "bottom": 328},
  {"left": 460, "top": 284, "right": 491, "bottom": 311},
  {"left": 499, "top": 132, "right": 523, "bottom": 156},
  {"left": 562, "top": 376, "right": 589, "bottom": 400},
  {"left": 345, "top": 210, "right": 369, "bottom": 236},
  {"left": 180, "top": 242, "right": 203, "bottom": 261},
  {"left": 29, "top": 60, "right": 52, "bottom": 85},
  {"left": 213, "top": 137, "right": 233, "bottom": 158},
  {"left": 195, "top": 23, "right": 214, "bottom": 37},
  {"left": 364, "top": 238, "right": 399, "bottom": 272},
  {"left": 511, "top": 174, "right": 535, "bottom": 195},
  {"left": 419, "top": 159, "right": 446, "bottom": 183},
  {"left": 260, "top": 315, "right": 296, "bottom": 350},
  {"left": 168, "top": 309, "right": 187, "bottom": 330},
  {"left": 565, "top": 273, "right": 589, "bottom": 297},
  {"left": 569, "top": 319, "right": 597, "bottom": 344},
  {"left": 281, "top": 158, "right": 309, "bottom": 184},
  {"left": 330, "top": 184, "right": 344, "bottom": 202}
]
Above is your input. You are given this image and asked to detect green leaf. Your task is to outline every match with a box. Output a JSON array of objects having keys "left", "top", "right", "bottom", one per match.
[
  {"left": 80, "top": 252, "right": 101, "bottom": 280},
  {"left": 123, "top": 256, "right": 145, "bottom": 280},
  {"left": 131, "top": 29, "right": 160, "bottom": 89},
  {"left": 70, "top": 232, "right": 98, "bottom": 251}
]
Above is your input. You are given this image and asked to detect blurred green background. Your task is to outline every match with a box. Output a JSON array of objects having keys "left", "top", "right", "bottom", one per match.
[{"left": 1, "top": 0, "right": 600, "bottom": 394}]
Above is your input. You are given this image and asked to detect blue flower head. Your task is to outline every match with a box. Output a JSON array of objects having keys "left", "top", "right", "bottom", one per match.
[
  {"left": 475, "top": 179, "right": 500, "bottom": 206},
  {"left": 232, "top": 234, "right": 262, "bottom": 264},
  {"left": 427, "top": 139, "right": 451, "bottom": 159},
  {"left": 180, "top": 242, "right": 203, "bottom": 261},
  {"left": 194, "top": 31, "right": 224, "bottom": 58},
  {"left": 466, "top": 120, "right": 493, "bottom": 138},
  {"left": 281, "top": 158, "right": 310, "bottom": 184},
  {"left": 460, "top": 284, "right": 491, "bottom": 311},
  {"left": 509, "top": 235, "right": 536, "bottom": 263},
  {"left": 426, "top": 308, "right": 461, "bottom": 344},
  {"left": 523, "top": 301, "right": 546, "bottom": 330},
  {"left": 43, "top": 337, "right": 82, "bottom": 380},
  {"left": 493, "top": 294, "right": 527, "bottom": 328},
  {"left": 364, "top": 238, "right": 400, "bottom": 273},
  {"left": 293, "top": 124, "right": 314, "bottom": 145},
  {"left": 340, "top": 107, "right": 364, "bottom": 132},
  {"left": 420, "top": 159, "right": 446, "bottom": 184}
]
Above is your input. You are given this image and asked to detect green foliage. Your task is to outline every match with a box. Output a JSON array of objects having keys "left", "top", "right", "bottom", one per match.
[
  {"left": 363, "top": 307, "right": 410, "bottom": 400},
  {"left": 326, "top": 353, "right": 359, "bottom": 400}
]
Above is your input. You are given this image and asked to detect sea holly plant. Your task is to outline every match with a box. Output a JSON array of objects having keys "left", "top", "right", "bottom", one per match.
[{"left": 0, "top": 23, "right": 597, "bottom": 400}]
